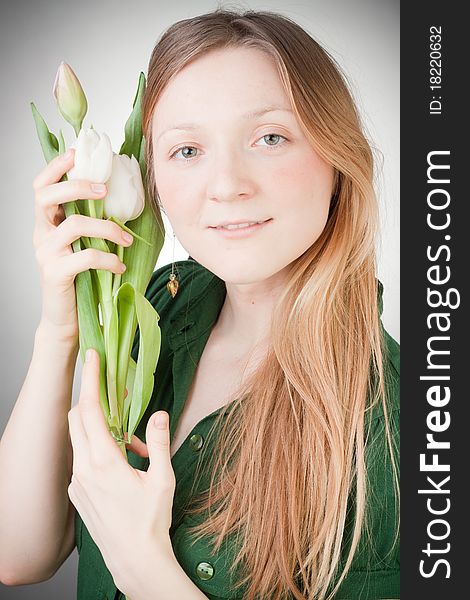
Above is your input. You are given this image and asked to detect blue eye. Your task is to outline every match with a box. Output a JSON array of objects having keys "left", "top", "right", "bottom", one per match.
[
  {"left": 256, "top": 133, "right": 289, "bottom": 149},
  {"left": 170, "top": 146, "right": 198, "bottom": 160},
  {"left": 170, "top": 133, "right": 289, "bottom": 161}
]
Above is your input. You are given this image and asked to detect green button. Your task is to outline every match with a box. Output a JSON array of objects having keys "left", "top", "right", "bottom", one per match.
[
  {"left": 196, "top": 561, "right": 214, "bottom": 580},
  {"left": 189, "top": 433, "right": 204, "bottom": 452}
]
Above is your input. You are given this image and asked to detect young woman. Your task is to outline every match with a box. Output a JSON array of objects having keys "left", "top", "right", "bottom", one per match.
[{"left": 0, "top": 8, "right": 399, "bottom": 600}]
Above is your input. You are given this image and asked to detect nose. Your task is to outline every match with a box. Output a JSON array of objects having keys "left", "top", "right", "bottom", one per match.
[{"left": 206, "top": 147, "right": 255, "bottom": 203}]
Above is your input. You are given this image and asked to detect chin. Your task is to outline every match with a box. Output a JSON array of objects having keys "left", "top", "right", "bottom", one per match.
[{"left": 202, "top": 256, "right": 283, "bottom": 285}]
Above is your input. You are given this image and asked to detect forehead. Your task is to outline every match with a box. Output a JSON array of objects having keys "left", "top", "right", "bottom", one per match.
[{"left": 151, "top": 46, "right": 289, "bottom": 136}]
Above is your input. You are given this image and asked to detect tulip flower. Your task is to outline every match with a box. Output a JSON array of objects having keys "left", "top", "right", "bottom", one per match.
[
  {"left": 52, "top": 61, "right": 88, "bottom": 135},
  {"left": 31, "top": 69, "right": 165, "bottom": 487},
  {"left": 103, "top": 153, "right": 145, "bottom": 222},
  {"left": 67, "top": 127, "right": 113, "bottom": 184},
  {"left": 32, "top": 70, "right": 165, "bottom": 600}
]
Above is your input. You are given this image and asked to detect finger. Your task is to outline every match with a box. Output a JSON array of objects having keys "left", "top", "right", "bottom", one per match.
[
  {"left": 68, "top": 405, "right": 90, "bottom": 468},
  {"left": 54, "top": 213, "right": 134, "bottom": 249},
  {"left": 146, "top": 412, "right": 175, "bottom": 486},
  {"left": 33, "top": 148, "right": 76, "bottom": 191},
  {"left": 35, "top": 178, "right": 107, "bottom": 212},
  {"left": 69, "top": 248, "right": 127, "bottom": 277},
  {"left": 40, "top": 248, "right": 126, "bottom": 282},
  {"left": 78, "top": 349, "right": 117, "bottom": 458},
  {"left": 123, "top": 432, "right": 149, "bottom": 458}
]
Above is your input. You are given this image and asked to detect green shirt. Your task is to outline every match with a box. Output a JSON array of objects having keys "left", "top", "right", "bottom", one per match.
[{"left": 74, "top": 258, "right": 400, "bottom": 599}]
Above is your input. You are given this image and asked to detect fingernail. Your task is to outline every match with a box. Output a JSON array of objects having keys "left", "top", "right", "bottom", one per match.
[
  {"left": 85, "top": 348, "right": 93, "bottom": 362},
  {"left": 62, "top": 149, "right": 73, "bottom": 160},
  {"left": 91, "top": 183, "right": 106, "bottom": 193},
  {"left": 121, "top": 231, "right": 133, "bottom": 243},
  {"left": 154, "top": 412, "right": 167, "bottom": 429}
]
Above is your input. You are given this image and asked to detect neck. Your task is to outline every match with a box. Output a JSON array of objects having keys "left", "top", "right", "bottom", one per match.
[{"left": 214, "top": 265, "right": 290, "bottom": 353}]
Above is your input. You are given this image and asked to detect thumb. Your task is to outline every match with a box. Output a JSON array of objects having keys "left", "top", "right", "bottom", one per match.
[{"left": 146, "top": 411, "right": 173, "bottom": 483}]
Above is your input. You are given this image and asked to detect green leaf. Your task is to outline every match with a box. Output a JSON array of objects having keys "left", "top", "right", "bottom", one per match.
[
  {"left": 75, "top": 270, "right": 109, "bottom": 422},
  {"left": 30, "top": 102, "right": 59, "bottom": 163},
  {"left": 112, "top": 133, "right": 165, "bottom": 409},
  {"left": 114, "top": 72, "right": 165, "bottom": 296},
  {"left": 110, "top": 282, "right": 160, "bottom": 441},
  {"left": 121, "top": 135, "right": 165, "bottom": 296},
  {"left": 106, "top": 296, "right": 120, "bottom": 425},
  {"left": 127, "top": 286, "right": 161, "bottom": 440},
  {"left": 58, "top": 129, "right": 66, "bottom": 154},
  {"left": 119, "top": 72, "right": 146, "bottom": 161},
  {"left": 123, "top": 356, "right": 137, "bottom": 425},
  {"left": 107, "top": 216, "right": 153, "bottom": 247},
  {"left": 114, "top": 283, "right": 139, "bottom": 419}
]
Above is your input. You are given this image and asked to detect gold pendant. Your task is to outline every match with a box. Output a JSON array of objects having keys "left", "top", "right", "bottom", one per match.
[{"left": 167, "top": 273, "right": 179, "bottom": 298}]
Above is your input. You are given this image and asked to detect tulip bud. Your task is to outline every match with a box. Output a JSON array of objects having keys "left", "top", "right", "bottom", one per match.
[
  {"left": 53, "top": 61, "right": 88, "bottom": 134},
  {"left": 67, "top": 127, "right": 113, "bottom": 183},
  {"left": 103, "top": 153, "right": 145, "bottom": 223}
]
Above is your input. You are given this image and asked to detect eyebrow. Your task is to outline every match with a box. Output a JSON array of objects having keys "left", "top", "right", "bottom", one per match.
[{"left": 155, "top": 105, "right": 293, "bottom": 143}]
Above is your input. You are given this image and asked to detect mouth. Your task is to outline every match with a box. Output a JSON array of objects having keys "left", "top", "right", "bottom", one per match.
[
  {"left": 210, "top": 218, "right": 272, "bottom": 230},
  {"left": 209, "top": 218, "right": 273, "bottom": 238}
]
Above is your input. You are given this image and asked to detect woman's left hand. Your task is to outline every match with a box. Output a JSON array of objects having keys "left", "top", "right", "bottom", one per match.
[{"left": 67, "top": 348, "right": 176, "bottom": 586}]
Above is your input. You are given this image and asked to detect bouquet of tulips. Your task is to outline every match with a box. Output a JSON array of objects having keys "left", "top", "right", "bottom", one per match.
[{"left": 30, "top": 62, "right": 165, "bottom": 459}]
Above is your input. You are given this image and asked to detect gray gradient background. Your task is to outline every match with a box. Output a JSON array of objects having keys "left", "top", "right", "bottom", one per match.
[{"left": 0, "top": 0, "right": 399, "bottom": 597}]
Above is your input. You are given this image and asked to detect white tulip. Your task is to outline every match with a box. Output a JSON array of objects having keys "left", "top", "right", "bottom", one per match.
[
  {"left": 52, "top": 61, "right": 88, "bottom": 134},
  {"left": 67, "top": 127, "right": 113, "bottom": 183},
  {"left": 103, "top": 153, "right": 145, "bottom": 222}
]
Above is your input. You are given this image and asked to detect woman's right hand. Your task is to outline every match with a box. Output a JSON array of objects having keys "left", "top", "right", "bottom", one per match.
[{"left": 32, "top": 148, "right": 134, "bottom": 344}]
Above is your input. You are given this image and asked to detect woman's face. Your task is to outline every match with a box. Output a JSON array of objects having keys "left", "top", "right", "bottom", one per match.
[{"left": 151, "top": 46, "right": 334, "bottom": 284}]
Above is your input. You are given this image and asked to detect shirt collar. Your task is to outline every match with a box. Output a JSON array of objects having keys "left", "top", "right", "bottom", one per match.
[
  {"left": 377, "top": 279, "right": 384, "bottom": 317},
  {"left": 168, "top": 263, "right": 226, "bottom": 351},
  {"left": 167, "top": 260, "right": 384, "bottom": 350}
]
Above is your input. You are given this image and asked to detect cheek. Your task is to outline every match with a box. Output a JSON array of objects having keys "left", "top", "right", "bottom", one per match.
[
  {"left": 153, "top": 164, "right": 191, "bottom": 223},
  {"left": 267, "top": 149, "right": 334, "bottom": 195},
  {"left": 268, "top": 151, "right": 334, "bottom": 210},
  {"left": 275, "top": 154, "right": 333, "bottom": 250},
  {"left": 266, "top": 161, "right": 299, "bottom": 191}
]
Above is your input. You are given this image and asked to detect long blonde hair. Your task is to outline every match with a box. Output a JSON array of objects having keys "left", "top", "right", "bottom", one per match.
[{"left": 142, "top": 8, "right": 399, "bottom": 600}]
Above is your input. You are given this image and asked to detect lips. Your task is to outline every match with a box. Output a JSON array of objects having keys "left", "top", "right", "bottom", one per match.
[
  {"left": 209, "top": 218, "right": 273, "bottom": 238},
  {"left": 210, "top": 218, "right": 271, "bottom": 229}
]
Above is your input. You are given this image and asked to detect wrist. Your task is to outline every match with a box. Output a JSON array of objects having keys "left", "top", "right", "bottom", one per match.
[
  {"left": 35, "top": 320, "right": 80, "bottom": 355},
  {"left": 119, "top": 537, "right": 177, "bottom": 598}
]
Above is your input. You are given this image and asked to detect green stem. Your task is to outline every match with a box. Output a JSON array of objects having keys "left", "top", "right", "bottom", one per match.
[
  {"left": 76, "top": 269, "right": 109, "bottom": 419},
  {"left": 88, "top": 196, "right": 96, "bottom": 219},
  {"left": 117, "top": 308, "right": 137, "bottom": 430},
  {"left": 102, "top": 295, "right": 119, "bottom": 422},
  {"left": 110, "top": 247, "right": 124, "bottom": 428},
  {"left": 112, "top": 243, "right": 135, "bottom": 431},
  {"left": 63, "top": 200, "right": 109, "bottom": 422},
  {"left": 117, "top": 439, "right": 127, "bottom": 460},
  {"left": 112, "top": 244, "right": 124, "bottom": 297}
]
